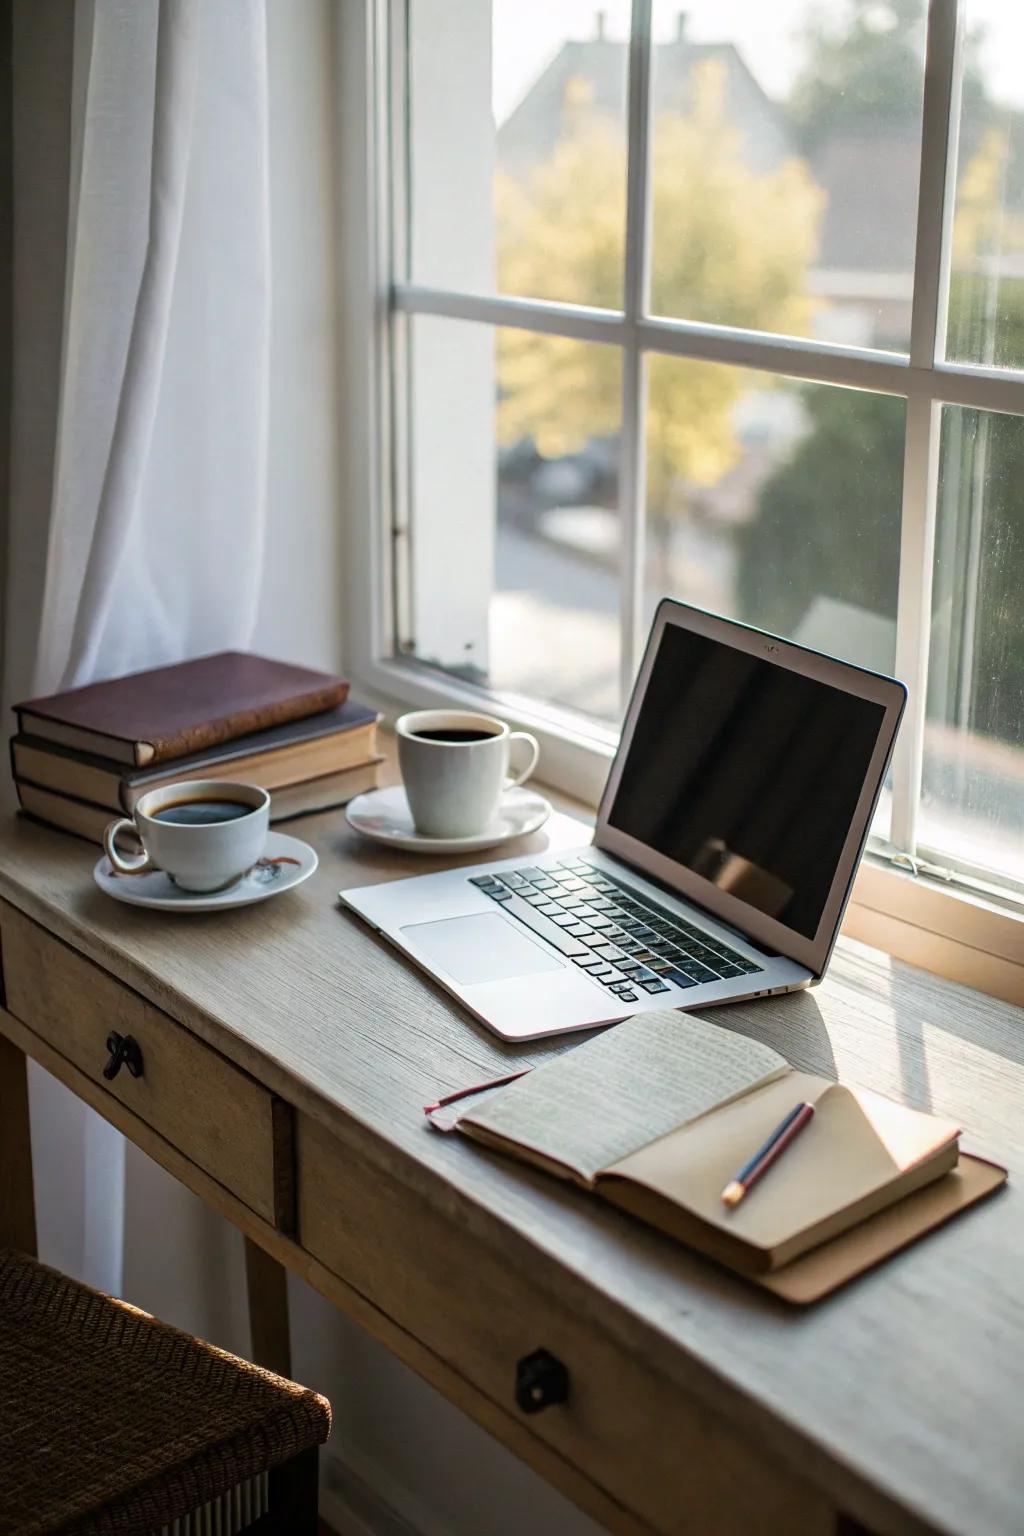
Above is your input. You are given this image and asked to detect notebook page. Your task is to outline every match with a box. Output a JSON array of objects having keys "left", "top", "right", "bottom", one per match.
[
  {"left": 461, "top": 1011, "right": 789, "bottom": 1183},
  {"left": 606, "top": 1076, "right": 960, "bottom": 1255}
]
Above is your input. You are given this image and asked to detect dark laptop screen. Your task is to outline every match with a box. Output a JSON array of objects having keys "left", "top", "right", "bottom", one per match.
[{"left": 607, "top": 623, "right": 887, "bottom": 939}]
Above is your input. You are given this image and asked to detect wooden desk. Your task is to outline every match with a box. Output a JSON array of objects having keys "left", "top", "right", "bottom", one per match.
[{"left": 0, "top": 794, "right": 1021, "bottom": 1536}]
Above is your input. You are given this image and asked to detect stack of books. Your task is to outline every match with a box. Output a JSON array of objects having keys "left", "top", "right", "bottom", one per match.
[{"left": 11, "top": 652, "right": 382, "bottom": 843}]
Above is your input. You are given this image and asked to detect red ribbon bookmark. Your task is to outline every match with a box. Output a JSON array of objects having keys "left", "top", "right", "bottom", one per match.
[{"left": 423, "top": 1067, "right": 533, "bottom": 1116}]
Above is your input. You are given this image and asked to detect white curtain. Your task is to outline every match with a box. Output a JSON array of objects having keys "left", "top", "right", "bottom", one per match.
[{"left": 5, "top": 0, "right": 270, "bottom": 1300}]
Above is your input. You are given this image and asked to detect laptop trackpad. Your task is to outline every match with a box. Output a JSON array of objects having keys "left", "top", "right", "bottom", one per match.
[{"left": 401, "top": 913, "right": 565, "bottom": 985}]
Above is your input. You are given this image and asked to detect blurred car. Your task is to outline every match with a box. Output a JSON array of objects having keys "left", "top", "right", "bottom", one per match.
[{"left": 497, "top": 435, "right": 618, "bottom": 530}]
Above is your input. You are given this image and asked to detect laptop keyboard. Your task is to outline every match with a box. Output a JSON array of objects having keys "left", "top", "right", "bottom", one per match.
[{"left": 470, "top": 856, "right": 764, "bottom": 1004}]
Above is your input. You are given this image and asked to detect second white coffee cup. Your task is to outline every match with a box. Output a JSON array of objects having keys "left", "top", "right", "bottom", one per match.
[{"left": 396, "top": 710, "right": 539, "bottom": 839}]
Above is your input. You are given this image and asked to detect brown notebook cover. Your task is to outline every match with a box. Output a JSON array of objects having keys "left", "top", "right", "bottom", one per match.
[
  {"left": 15, "top": 652, "right": 349, "bottom": 766},
  {"left": 758, "top": 1153, "right": 1005, "bottom": 1303}
]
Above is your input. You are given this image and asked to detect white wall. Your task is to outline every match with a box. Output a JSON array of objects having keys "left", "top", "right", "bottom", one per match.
[
  {"left": 252, "top": 0, "right": 344, "bottom": 673},
  {"left": 406, "top": 0, "right": 494, "bottom": 678}
]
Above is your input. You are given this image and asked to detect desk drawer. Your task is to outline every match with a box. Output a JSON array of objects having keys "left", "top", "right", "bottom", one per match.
[
  {"left": 297, "top": 1115, "right": 832, "bottom": 1536},
  {"left": 0, "top": 903, "right": 293, "bottom": 1230}
]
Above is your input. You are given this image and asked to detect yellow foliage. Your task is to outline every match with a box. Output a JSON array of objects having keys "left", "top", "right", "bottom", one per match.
[
  {"left": 952, "top": 127, "right": 1024, "bottom": 266},
  {"left": 495, "top": 61, "right": 824, "bottom": 512}
]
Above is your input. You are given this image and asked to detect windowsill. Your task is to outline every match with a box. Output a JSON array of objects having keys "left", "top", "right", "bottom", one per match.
[
  {"left": 846, "top": 858, "right": 1024, "bottom": 1007},
  {"left": 353, "top": 658, "right": 1024, "bottom": 1010}
]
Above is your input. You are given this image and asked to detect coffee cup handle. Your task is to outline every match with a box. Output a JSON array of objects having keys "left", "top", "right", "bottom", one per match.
[
  {"left": 103, "top": 818, "right": 156, "bottom": 876},
  {"left": 507, "top": 731, "right": 540, "bottom": 789}
]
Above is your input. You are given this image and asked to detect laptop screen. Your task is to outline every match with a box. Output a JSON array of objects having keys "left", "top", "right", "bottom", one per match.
[{"left": 606, "top": 621, "right": 888, "bottom": 941}]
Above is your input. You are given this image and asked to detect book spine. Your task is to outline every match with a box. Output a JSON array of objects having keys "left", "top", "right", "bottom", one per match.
[
  {"left": 142, "top": 682, "right": 351, "bottom": 765},
  {"left": 17, "top": 806, "right": 105, "bottom": 848},
  {"left": 15, "top": 779, "right": 122, "bottom": 844}
]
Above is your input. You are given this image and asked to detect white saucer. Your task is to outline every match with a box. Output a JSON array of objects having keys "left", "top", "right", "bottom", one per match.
[
  {"left": 345, "top": 784, "right": 552, "bottom": 854},
  {"left": 93, "top": 831, "right": 318, "bottom": 912}
]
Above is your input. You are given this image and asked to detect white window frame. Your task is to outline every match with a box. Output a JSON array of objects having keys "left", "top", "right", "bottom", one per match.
[{"left": 337, "top": 0, "right": 1024, "bottom": 991}]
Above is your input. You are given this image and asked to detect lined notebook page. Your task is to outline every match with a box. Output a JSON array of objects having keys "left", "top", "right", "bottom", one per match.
[{"left": 462, "top": 1011, "right": 788, "bottom": 1183}]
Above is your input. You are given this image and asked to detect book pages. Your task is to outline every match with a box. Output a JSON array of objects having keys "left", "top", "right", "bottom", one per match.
[
  {"left": 462, "top": 1010, "right": 788, "bottom": 1183},
  {"left": 607, "top": 1076, "right": 960, "bottom": 1259}
]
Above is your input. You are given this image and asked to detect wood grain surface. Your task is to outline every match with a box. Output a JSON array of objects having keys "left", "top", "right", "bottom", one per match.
[
  {"left": 1, "top": 902, "right": 286, "bottom": 1227},
  {"left": 244, "top": 1236, "right": 293, "bottom": 1378},
  {"left": 0, "top": 751, "right": 1021, "bottom": 1536}
]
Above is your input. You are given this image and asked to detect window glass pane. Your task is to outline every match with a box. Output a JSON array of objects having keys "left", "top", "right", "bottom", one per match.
[
  {"left": 408, "top": 2, "right": 630, "bottom": 308},
  {"left": 923, "top": 407, "right": 1024, "bottom": 885},
  {"left": 643, "top": 360, "right": 904, "bottom": 668},
  {"left": 648, "top": 2, "right": 925, "bottom": 351},
  {"left": 642, "top": 361, "right": 904, "bottom": 841},
  {"left": 406, "top": 315, "right": 622, "bottom": 721},
  {"left": 945, "top": 1, "right": 1024, "bottom": 369}
]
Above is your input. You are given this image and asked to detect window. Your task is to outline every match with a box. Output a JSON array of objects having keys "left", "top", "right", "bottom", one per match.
[{"left": 369, "top": 0, "right": 1024, "bottom": 905}]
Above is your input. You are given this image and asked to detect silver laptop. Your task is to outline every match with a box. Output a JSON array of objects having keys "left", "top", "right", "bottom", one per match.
[{"left": 341, "top": 600, "right": 906, "bottom": 1042}]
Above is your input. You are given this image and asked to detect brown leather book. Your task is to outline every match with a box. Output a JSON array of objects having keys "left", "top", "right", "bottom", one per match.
[
  {"left": 11, "top": 701, "right": 379, "bottom": 813},
  {"left": 14, "top": 652, "right": 350, "bottom": 767},
  {"left": 15, "top": 758, "right": 383, "bottom": 844}
]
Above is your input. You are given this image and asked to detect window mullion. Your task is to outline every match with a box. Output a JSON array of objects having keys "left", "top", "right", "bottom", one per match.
[
  {"left": 890, "top": 0, "right": 963, "bottom": 854},
  {"left": 618, "top": 0, "right": 653, "bottom": 703},
  {"left": 892, "top": 390, "right": 941, "bottom": 853},
  {"left": 387, "top": 0, "right": 413, "bottom": 657},
  {"left": 908, "top": 0, "right": 962, "bottom": 369}
]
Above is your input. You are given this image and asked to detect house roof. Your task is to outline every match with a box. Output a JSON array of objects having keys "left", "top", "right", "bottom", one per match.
[{"left": 498, "top": 37, "right": 795, "bottom": 181}]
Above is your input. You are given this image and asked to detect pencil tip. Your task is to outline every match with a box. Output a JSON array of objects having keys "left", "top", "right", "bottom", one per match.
[{"left": 721, "top": 1181, "right": 745, "bottom": 1207}]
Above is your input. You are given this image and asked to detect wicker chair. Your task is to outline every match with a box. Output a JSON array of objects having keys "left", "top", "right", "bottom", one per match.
[{"left": 0, "top": 1247, "right": 331, "bottom": 1536}]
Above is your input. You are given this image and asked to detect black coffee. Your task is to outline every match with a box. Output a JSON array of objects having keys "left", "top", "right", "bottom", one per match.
[
  {"left": 153, "top": 799, "right": 252, "bottom": 825},
  {"left": 410, "top": 728, "right": 498, "bottom": 744}
]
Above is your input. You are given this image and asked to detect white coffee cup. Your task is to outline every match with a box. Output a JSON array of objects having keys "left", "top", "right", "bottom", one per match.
[
  {"left": 103, "top": 779, "right": 270, "bottom": 893},
  {"left": 396, "top": 710, "right": 540, "bottom": 839}
]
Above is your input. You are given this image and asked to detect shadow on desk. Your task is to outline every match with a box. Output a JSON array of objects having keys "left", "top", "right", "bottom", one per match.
[{"left": 706, "top": 989, "right": 838, "bottom": 1082}]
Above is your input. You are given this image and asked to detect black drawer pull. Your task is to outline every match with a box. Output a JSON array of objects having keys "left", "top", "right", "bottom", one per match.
[
  {"left": 515, "top": 1349, "right": 569, "bottom": 1414},
  {"left": 103, "top": 1032, "right": 144, "bottom": 1081}
]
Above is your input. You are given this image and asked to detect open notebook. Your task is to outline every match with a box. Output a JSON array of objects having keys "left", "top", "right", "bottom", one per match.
[{"left": 429, "top": 1012, "right": 1006, "bottom": 1302}]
